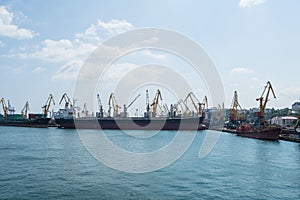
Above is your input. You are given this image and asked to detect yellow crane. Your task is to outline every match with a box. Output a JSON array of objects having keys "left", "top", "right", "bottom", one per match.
[
  {"left": 184, "top": 92, "right": 201, "bottom": 116},
  {"left": 108, "top": 93, "right": 121, "bottom": 117},
  {"left": 255, "top": 81, "right": 276, "bottom": 122},
  {"left": 59, "top": 93, "right": 73, "bottom": 108},
  {"left": 0, "top": 98, "right": 8, "bottom": 117},
  {"left": 42, "top": 94, "right": 55, "bottom": 116},
  {"left": 229, "top": 91, "right": 244, "bottom": 121},
  {"left": 150, "top": 89, "right": 162, "bottom": 117},
  {"left": 21, "top": 101, "right": 29, "bottom": 118},
  {"left": 174, "top": 99, "right": 191, "bottom": 116}
]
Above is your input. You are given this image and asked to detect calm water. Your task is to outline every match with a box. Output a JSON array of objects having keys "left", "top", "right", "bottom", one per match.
[{"left": 1, "top": 127, "right": 300, "bottom": 199}]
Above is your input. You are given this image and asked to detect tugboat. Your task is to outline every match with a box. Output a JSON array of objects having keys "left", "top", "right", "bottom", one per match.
[{"left": 236, "top": 81, "right": 281, "bottom": 141}]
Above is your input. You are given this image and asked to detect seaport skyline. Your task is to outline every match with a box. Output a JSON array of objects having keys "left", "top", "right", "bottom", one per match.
[{"left": 0, "top": 0, "right": 299, "bottom": 113}]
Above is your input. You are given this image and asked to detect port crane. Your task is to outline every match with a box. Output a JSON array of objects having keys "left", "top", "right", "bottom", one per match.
[
  {"left": 7, "top": 100, "right": 15, "bottom": 114},
  {"left": 173, "top": 99, "right": 191, "bottom": 116},
  {"left": 42, "top": 94, "right": 55, "bottom": 117},
  {"left": 97, "top": 94, "right": 104, "bottom": 117},
  {"left": 184, "top": 92, "right": 201, "bottom": 116},
  {"left": 145, "top": 90, "right": 150, "bottom": 118},
  {"left": 82, "top": 102, "right": 89, "bottom": 117},
  {"left": 0, "top": 98, "right": 8, "bottom": 117},
  {"left": 59, "top": 93, "right": 73, "bottom": 109},
  {"left": 229, "top": 91, "right": 244, "bottom": 121},
  {"left": 123, "top": 94, "right": 141, "bottom": 117},
  {"left": 199, "top": 96, "right": 208, "bottom": 116},
  {"left": 108, "top": 93, "right": 121, "bottom": 117},
  {"left": 255, "top": 81, "right": 276, "bottom": 125},
  {"left": 21, "top": 101, "right": 29, "bottom": 118},
  {"left": 151, "top": 89, "right": 162, "bottom": 117},
  {"left": 226, "top": 91, "right": 244, "bottom": 129}
]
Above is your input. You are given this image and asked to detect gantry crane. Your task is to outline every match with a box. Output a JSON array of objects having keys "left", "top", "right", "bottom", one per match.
[
  {"left": 184, "top": 92, "right": 201, "bottom": 116},
  {"left": 150, "top": 89, "right": 162, "bottom": 117},
  {"left": 42, "top": 94, "right": 55, "bottom": 116},
  {"left": 21, "top": 101, "right": 29, "bottom": 118},
  {"left": 255, "top": 81, "right": 276, "bottom": 125},
  {"left": 59, "top": 93, "right": 73, "bottom": 109},
  {"left": 108, "top": 93, "right": 121, "bottom": 117},
  {"left": 0, "top": 98, "right": 8, "bottom": 117}
]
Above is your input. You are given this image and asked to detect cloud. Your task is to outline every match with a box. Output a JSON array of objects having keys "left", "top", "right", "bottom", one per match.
[
  {"left": 0, "top": 6, "right": 36, "bottom": 39},
  {"left": 231, "top": 67, "right": 254, "bottom": 74},
  {"left": 32, "top": 39, "right": 96, "bottom": 62},
  {"left": 29, "top": 19, "right": 133, "bottom": 80},
  {"left": 0, "top": 40, "right": 4, "bottom": 47},
  {"left": 97, "top": 19, "right": 133, "bottom": 34},
  {"left": 32, "top": 66, "right": 46, "bottom": 73},
  {"left": 239, "top": 0, "right": 266, "bottom": 8},
  {"left": 51, "top": 60, "right": 82, "bottom": 81},
  {"left": 75, "top": 19, "right": 133, "bottom": 43},
  {"left": 143, "top": 50, "right": 166, "bottom": 60}
]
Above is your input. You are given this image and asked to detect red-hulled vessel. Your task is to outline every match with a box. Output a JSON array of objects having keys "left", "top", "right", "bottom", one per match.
[
  {"left": 236, "top": 124, "right": 280, "bottom": 141},
  {"left": 236, "top": 81, "right": 280, "bottom": 141}
]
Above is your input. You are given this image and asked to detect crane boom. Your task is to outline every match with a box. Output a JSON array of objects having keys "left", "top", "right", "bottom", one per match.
[
  {"left": 108, "top": 93, "right": 121, "bottom": 117},
  {"left": 42, "top": 94, "right": 55, "bottom": 116},
  {"left": 127, "top": 94, "right": 141, "bottom": 109},
  {"left": 256, "top": 81, "right": 276, "bottom": 115},
  {"left": 150, "top": 89, "right": 162, "bottom": 117},
  {"left": 184, "top": 92, "right": 201, "bottom": 115},
  {"left": 21, "top": 101, "right": 30, "bottom": 118},
  {"left": 229, "top": 91, "right": 244, "bottom": 121},
  {"left": 0, "top": 98, "right": 8, "bottom": 117},
  {"left": 59, "top": 93, "right": 73, "bottom": 108}
]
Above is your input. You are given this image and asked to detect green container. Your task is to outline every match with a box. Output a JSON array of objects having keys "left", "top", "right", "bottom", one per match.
[{"left": 6, "top": 114, "right": 23, "bottom": 120}]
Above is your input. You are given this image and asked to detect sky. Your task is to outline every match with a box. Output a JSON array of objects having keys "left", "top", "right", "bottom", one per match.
[{"left": 0, "top": 0, "right": 299, "bottom": 115}]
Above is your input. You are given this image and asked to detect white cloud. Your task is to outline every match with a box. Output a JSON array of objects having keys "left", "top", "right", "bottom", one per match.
[
  {"left": 0, "top": 40, "right": 4, "bottom": 47},
  {"left": 32, "top": 66, "right": 46, "bottom": 73},
  {"left": 231, "top": 67, "right": 254, "bottom": 74},
  {"left": 75, "top": 19, "right": 133, "bottom": 43},
  {"left": 239, "top": 0, "right": 266, "bottom": 8},
  {"left": 143, "top": 50, "right": 166, "bottom": 60},
  {"left": 31, "top": 39, "right": 96, "bottom": 62},
  {"left": 51, "top": 60, "right": 82, "bottom": 81},
  {"left": 0, "top": 6, "right": 36, "bottom": 39},
  {"left": 97, "top": 19, "right": 133, "bottom": 34},
  {"left": 29, "top": 19, "right": 134, "bottom": 80}
]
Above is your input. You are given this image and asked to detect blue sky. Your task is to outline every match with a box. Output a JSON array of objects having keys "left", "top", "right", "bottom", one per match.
[{"left": 0, "top": 0, "right": 299, "bottom": 114}]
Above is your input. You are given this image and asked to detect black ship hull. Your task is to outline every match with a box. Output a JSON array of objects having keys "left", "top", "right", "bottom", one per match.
[
  {"left": 0, "top": 118, "right": 51, "bottom": 128},
  {"left": 55, "top": 117, "right": 206, "bottom": 130}
]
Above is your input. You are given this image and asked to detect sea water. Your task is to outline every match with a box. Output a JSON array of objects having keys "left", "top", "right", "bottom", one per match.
[{"left": 1, "top": 127, "right": 300, "bottom": 199}]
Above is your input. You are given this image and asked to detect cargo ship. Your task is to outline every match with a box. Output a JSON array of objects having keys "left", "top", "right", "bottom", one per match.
[
  {"left": 236, "top": 123, "right": 280, "bottom": 141},
  {"left": 0, "top": 97, "right": 53, "bottom": 128},
  {"left": 54, "top": 91, "right": 207, "bottom": 130},
  {"left": 55, "top": 116, "right": 206, "bottom": 130},
  {"left": 0, "top": 114, "right": 51, "bottom": 128},
  {"left": 236, "top": 81, "right": 280, "bottom": 141}
]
